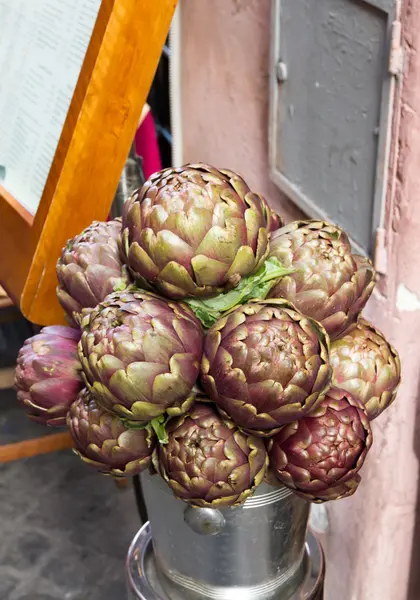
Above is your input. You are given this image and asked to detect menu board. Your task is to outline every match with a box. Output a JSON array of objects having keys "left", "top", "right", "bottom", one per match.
[{"left": 0, "top": 0, "right": 101, "bottom": 217}]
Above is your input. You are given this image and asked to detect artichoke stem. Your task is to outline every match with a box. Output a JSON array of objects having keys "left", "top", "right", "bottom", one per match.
[
  {"left": 149, "top": 416, "right": 169, "bottom": 445},
  {"left": 185, "top": 258, "right": 296, "bottom": 328}
]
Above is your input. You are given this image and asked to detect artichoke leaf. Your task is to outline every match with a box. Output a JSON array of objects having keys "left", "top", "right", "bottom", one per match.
[{"left": 185, "top": 257, "right": 296, "bottom": 327}]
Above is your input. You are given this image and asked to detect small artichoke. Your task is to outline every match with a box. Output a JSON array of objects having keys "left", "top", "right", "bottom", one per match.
[
  {"left": 67, "top": 390, "right": 155, "bottom": 477},
  {"left": 330, "top": 318, "right": 401, "bottom": 420},
  {"left": 268, "top": 220, "right": 376, "bottom": 339},
  {"left": 155, "top": 402, "right": 268, "bottom": 507},
  {"left": 121, "top": 163, "right": 272, "bottom": 299},
  {"left": 15, "top": 326, "right": 84, "bottom": 426},
  {"left": 57, "top": 219, "right": 130, "bottom": 323},
  {"left": 268, "top": 388, "right": 372, "bottom": 502},
  {"left": 201, "top": 299, "right": 331, "bottom": 437},
  {"left": 78, "top": 289, "right": 204, "bottom": 427}
]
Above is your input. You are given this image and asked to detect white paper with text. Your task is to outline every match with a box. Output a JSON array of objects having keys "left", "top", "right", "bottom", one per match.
[{"left": 0, "top": 0, "right": 101, "bottom": 216}]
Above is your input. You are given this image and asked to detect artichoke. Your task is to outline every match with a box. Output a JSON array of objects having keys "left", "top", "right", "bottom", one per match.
[
  {"left": 201, "top": 299, "right": 331, "bottom": 437},
  {"left": 67, "top": 389, "right": 156, "bottom": 477},
  {"left": 15, "top": 326, "right": 84, "bottom": 426},
  {"left": 78, "top": 289, "right": 204, "bottom": 432},
  {"left": 330, "top": 318, "right": 401, "bottom": 420},
  {"left": 57, "top": 219, "right": 130, "bottom": 323},
  {"left": 268, "top": 387, "right": 372, "bottom": 502},
  {"left": 155, "top": 402, "right": 268, "bottom": 507},
  {"left": 268, "top": 220, "right": 376, "bottom": 339},
  {"left": 121, "top": 163, "right": 272, "bottom": 299}
]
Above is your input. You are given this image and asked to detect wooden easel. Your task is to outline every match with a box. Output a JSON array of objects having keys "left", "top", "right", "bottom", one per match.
[{"left": 0, "top": 0, "right": 177, "bottom": 462}]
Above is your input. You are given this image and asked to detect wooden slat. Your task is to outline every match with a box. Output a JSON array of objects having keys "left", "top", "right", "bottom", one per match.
[
  {"left": 0, "top": 368, "right": 15, "bottom": 390},
  {"left": 0, "top": 431, "right": 73, "bottom": 463}
]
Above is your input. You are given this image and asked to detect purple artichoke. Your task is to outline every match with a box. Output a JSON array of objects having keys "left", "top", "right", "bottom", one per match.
[
  {"left": 268, "top": 387, "right": 372, "bottom": 502},
  {"left": 201, "top": 299, "right": 331, "bottom": 437},
  {"left": 268, "top": 220, "right": 376, "bottom": 339},
  {"left": 78, "top": 289, "right": 204, "bottom": 428},
  {"left": 67, "top": 390, "right": 156, "bottom": 477},
  {"left": 121, "top": 164, "right": 272, "bottom": 299},
  {"left": 15, "top": 326, "right": 84, "bottom": 426},
  {"left": 330, "top": 318, "right": 401, "bottom": 420},
  {"left": 155, "top": 402, "right": 268, "bottom": 507},
  {"left": 56, "top": 219, "right": 130, "bottom": 324}
]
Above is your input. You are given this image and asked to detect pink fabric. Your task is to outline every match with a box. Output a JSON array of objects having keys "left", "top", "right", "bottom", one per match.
[
  {"left": 108, "top": 110, "right": 162, "bottom": 219},
  {"left": 135, "top": 110, "right": 162, "bottom": 179}
]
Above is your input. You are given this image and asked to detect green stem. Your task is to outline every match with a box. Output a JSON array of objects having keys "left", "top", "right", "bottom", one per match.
[
  {"left": 149, "top": 416, "right": 169, "bottom": 445},
  {"left": 185, "top": 257, "right": 295, "bottom": 328},
  {"left": 123, "top": 415, "right": 169, "bottom": 445}
]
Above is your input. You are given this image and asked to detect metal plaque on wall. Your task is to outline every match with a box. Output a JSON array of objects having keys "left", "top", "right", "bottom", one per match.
[{"left": 269, "top": 0, "right": 399, "bottom": 255}]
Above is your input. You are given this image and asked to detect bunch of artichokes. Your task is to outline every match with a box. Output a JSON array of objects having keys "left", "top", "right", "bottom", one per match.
[{"left": 14, "top": 162, "right": 401, "bottom": 508}]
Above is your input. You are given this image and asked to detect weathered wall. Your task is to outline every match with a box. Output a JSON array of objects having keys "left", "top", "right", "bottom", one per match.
[
  {"left": 180, "top": 1, "right": 420, "bottom": 598},
  {"left": 180, "top": 0, "right": 302, "bottom": 223},
  {"left": 323, "top": 2, "right": 420, "bottom": 599}
]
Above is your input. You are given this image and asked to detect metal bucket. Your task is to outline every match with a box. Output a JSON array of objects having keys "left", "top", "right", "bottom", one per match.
[{"left": 126, "top": 471, "right": 324, "bottom": 600}]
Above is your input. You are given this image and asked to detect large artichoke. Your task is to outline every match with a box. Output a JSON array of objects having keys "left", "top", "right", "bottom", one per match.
[
  {"left": 78, "top": 289, "right": 204, "bottom": 429},
  {"left": 330, "top": 318, "right": 401, "bottom": 420},
  {"left": 268, "top": 220, "right": 376, "bottom": 339},
  {"left": 57, "top": 219, "right": 130, "bottom": 323},
  {"left": 121, "top": 163, "right": 272, "bottom": 299},
  {"left": 201, "top": 299, "right": 331, "bottom": 437},
  {"left": 15, "top": 326, "right": 84, "bottom": 426},
  {"left": 67, "top": 389, "right": 155, "bottom": 477},
  {"left": 155, "top": 402, "right": 268, "bottom": 507},
  {"left": 268, "top": 388, "right": 372, "bottom": 502}
]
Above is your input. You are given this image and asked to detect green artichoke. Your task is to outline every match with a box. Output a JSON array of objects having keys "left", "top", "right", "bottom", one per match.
[
  {"left": 67, "top": 389, "right": 156, "bottom": 477},
  {"left": 330, "top": 318, "right": 401, "bottom": 420},
  {"left": 121, "top": 163, "right": 272, "bottom": 299},
  {"left": 268, "top": 220, "right": 376, "bottom": 339},
  {"left": 56, "top": 219, "right": 130, "bottom": 324},
  {"left": 268, "top": 388, "right": 372, "bottom": 502},
  {"left": 78, "top": 289, "right": 204, "bottom": 431},
  {"left": 201, "top": 299, "right": 331, "bottom": 437},
  {"left": 155, "top": 402, "right": 268, "bottom": 507},
  {"left": 15, "top": 326, "right": 84, "bottom": 426}
]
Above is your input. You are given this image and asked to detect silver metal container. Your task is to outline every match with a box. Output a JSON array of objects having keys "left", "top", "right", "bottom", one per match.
[
  {"left": 110, "top": 142, "right": 144, "bottom": 218},
  {"left": 126, "top": 471, "right": 324, "bottom": 600}
]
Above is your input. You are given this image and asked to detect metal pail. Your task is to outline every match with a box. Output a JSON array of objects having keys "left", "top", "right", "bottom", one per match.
[{"left": 126, "top": 472, "right": 324, "bottom": 600}]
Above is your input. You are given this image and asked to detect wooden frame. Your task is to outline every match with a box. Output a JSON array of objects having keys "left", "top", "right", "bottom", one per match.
[
  {"left": 0, "top": 0, "right": 177, "bottom": 326},
  {"left": 0, "top": 432, "right": 74, "bottom": 464}
]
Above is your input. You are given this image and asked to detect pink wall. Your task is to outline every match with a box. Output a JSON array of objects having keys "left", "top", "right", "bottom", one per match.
[
  {"left": 181, "top": 1, "right": 420, "bottom": 598},
  {"left": 181, "top": 0, "right": 302, "bottom": 223}
]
